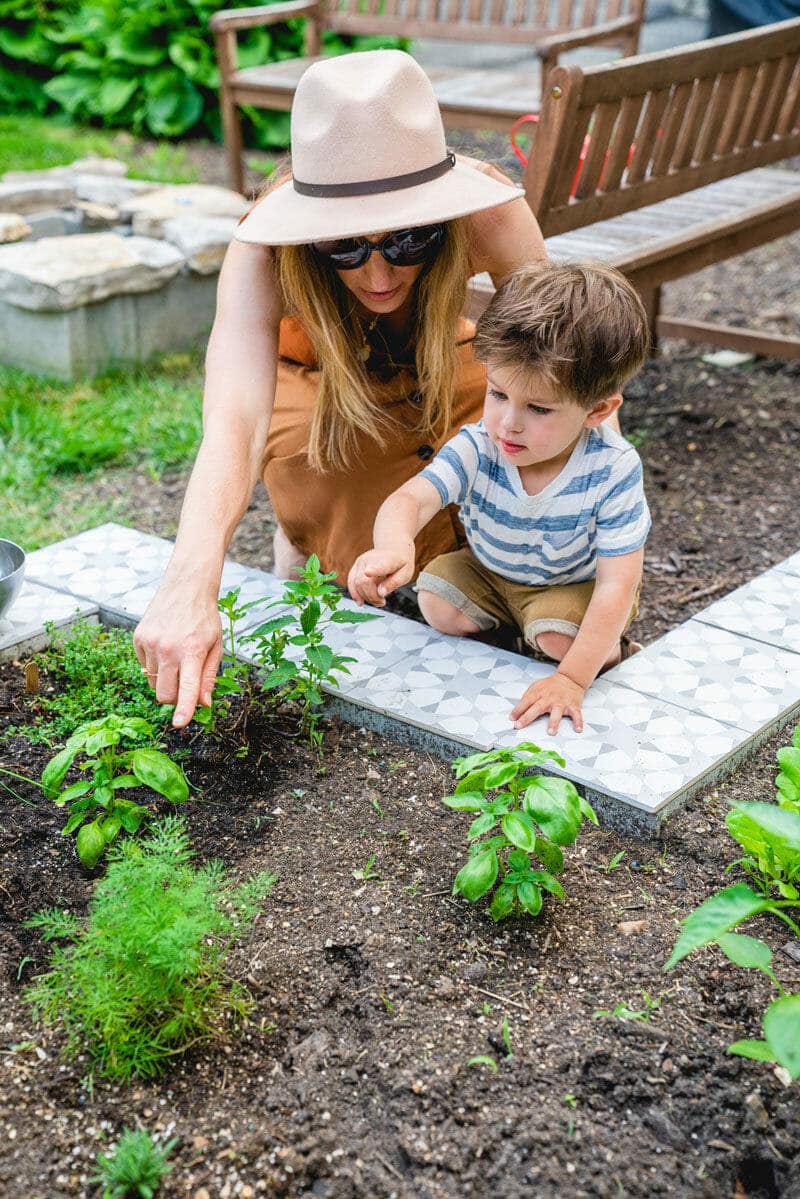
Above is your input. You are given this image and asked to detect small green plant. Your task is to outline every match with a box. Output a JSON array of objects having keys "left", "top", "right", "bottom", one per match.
[
  {"left": 244, "top": 555, "right": 380, "bottom": 752},
  {"left": 443, "top": 742, "right": 597, "bottom": 921},
  {"left": 41, "top": 713, "right": 189, "bottom": 867},
  {"left": 25, "top": 816, "right": 275, "bottom": 1081},
  {"left": 5, "top": 619, "right": 168, "bottom": 744},
  {"left": 603, "top": 850, "right": 626, "bottom": 873},
  {"left": 352, "top": 854, "right": 380, "bottom": 881},
  {"left": 593, "top": 991, "right": 664, "bottom": 1023},
  {"left": 467, "top": 1054, "right": 498, "bottom": 1072},
  {"left": 91, "top": 1126, "right": 177, "bottom": 1199},
  {"left": 665, "top": 723, "right": 800, "bottom": 1079},
  {"left": 192, "top": 589, "right": 256, "bottom": 743}
]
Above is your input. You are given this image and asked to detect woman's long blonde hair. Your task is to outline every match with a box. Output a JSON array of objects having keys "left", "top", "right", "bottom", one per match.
[{"left": 275, "top": 208, "right": 471, "bottom": 473}]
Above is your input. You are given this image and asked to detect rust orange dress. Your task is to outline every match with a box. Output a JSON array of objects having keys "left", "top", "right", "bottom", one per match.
[{"left": 263, "top": 315, "right": 486, "bottom": 586}]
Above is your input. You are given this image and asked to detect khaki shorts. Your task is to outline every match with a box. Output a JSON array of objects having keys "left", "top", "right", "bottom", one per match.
[{"left": 416, "top": 546, "right": 639, "bottom": 653}]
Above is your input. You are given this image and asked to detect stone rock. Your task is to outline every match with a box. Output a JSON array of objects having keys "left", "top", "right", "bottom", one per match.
[
  {"left": 0, "top": 232, "right": 185, "bottom": 311},
  {"left": 0, "top": 180, "right": 76, "bottom": 215},
  {"left": 2, "top": 156, "right": 129, "bottom": 183},
  {"left": 0, "top": 214, "right": 31, "bottom": 244},
  {"left": 121, "top": 183, "right": 249, "bottom": 225},
  {"left": 72, "top": 200, "right": 120, "bottom": 230},
  {"left": 146, "top": 214, "right": 238, "bottom": 274},
  {"left": 73, "top": 174, "right": 158, "bottom": 207}
]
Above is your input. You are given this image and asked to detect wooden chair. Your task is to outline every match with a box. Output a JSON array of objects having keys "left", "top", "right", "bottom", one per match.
[
  {"left": 211, "top": 0, "right": 645, "bottom": 194},
  {"left": 467, "top": 17, "right": 800, "bottom": 360}
]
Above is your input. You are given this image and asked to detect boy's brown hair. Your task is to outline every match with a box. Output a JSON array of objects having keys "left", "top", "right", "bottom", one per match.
[{"left": 473, "top": 260, "right": 649, "bottom": 407}]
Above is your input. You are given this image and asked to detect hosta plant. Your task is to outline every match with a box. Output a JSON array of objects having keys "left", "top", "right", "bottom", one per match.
[
  {"left": 42, "top": 712, "right": 189, "bottom": 867},
  {"left": 25, "top": 816, "right": 275, "bottom": 1081},
  {"left": 443, "top": 742, "right": 597, "bottom": 921}
]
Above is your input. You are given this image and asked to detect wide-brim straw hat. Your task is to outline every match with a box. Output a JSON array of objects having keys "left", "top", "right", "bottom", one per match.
[{"left": 236, "top": 50, "right": 523, "bottom": 246}]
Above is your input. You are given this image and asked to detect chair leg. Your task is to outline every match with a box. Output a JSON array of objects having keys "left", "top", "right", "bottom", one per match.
[{"left": 220, "top": 87, "right": 245, "bottom": 196}]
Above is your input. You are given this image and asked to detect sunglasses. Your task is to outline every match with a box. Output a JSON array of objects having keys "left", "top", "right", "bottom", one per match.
[{"left": 312, "top": 224, "right": 445, "bottom": 270}]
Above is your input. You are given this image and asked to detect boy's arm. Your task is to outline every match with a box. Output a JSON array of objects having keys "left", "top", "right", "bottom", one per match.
[
  {"left": 511, "top": 548, "right": 643, "bottom": 734},
  {"left": 348, "top": 476, "right": 443, "bottom": 606}
]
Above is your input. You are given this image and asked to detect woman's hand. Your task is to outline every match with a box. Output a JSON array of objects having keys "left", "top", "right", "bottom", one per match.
[
  {"left": 348, "top": 546, "right": 415, "bottom": 607},
  {"left": 134, "top": 578, "right": 223, "bottom": 729}
]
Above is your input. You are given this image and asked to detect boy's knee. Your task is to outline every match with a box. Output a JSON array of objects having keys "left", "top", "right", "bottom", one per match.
[
  {"left": 418, "top": 589, "right": 481, "bottom": 636},
  {"left": 533, "top": 630, "right": 576, "bottom": 661}
]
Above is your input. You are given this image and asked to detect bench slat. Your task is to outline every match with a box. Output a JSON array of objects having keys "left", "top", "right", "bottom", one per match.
[
  {"left": 757, "top": 54, "right": 797, "bottom": 144},
  {"left": 600, "top": 93, "right": 641, "bottom": 191},
  {"left": 651, "top": 79, "right": 693, "bottom": 177},
  {"left": 716, "top": 64, "right": 757, "bottom": 159},
  {"left": 624, "top": 88, "right": 669, "bottom": 185},
  {"left": 776, "top": 61, "right": 800, "bottom": 136}
]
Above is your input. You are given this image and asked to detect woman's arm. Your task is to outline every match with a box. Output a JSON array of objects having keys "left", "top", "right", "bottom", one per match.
[
  {"left": 134, "top": 238, "right": 283, "bottom": 727},
  {"left": 462, "top": 158, "right": 548, "bottom": 287}
]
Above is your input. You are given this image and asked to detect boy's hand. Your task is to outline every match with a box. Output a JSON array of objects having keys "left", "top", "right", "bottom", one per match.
[
  {"left": 510, "top": 671, "right": 586, "bottom": 735},
  {"left": 348, "top": 547, "right": 415, "bottom": 607}
]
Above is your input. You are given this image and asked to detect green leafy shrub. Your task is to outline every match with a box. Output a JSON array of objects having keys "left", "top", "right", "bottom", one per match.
[
  {"left": 0, "top": 0, "right": 406, "bottom": 146},
  {"left": 42, "top": 713, "right": 190, "bottom": 867},
  {"left": 91, "top": 1126, "right": 177, "bottom": 1199},
  {"left": 443, "top": 742, "right": 597, "bottom": 921},
  {"left": 25, "top": 815, "right": 275, "bottom": 1081},
  {"left": 7, "top": 619, "right": 169, "bottom": 744},
  {"left": 665, "top": 722, "right": 800, "bottom": 1079}
]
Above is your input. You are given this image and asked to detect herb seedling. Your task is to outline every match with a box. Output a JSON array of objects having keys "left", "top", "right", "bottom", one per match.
[
  {"left": 41, "top": 713, "right": 189, "bottom": 867},
  {"left": 467, "top": 1055, "right": 498, "bottom": 1072},
  {"left": 443, "top": 742, "right": 597, "bottom": 920},
  {"left": 243, "top": 555, "right": 380, "bottom": 752},
  {"left": 91, "top": 1126, "right": 177, "bottom": 1198},
  {"left": 603, "top": 850, "right": 626, "bottom": 873},
  {"left": 25, "top": 816, "right": 275, "bottom": 1081},
  {"left": 353, "top": 854, "right": 380, "bottom": 881},
  {"left": 593, "top": 991, "right": 664, "bottom": 1023},
  {"left": 193, "top": 589, "right": 256, "bottom": 744}
]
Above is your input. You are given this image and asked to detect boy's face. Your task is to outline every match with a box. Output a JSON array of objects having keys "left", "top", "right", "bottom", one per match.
[{"left": 482, "top": 363, "right": 620, "bottom": 471}]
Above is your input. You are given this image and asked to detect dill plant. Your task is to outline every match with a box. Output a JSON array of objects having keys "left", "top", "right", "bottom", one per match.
[
  {"left": 25, "top": 816, "right": 276, "bottom": 1081},
  {"left": 91, "top": 1126, "right": 177, "bottom": 1199}
]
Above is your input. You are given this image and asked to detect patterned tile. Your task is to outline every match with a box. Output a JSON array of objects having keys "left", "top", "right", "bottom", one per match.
[
  {"left": 100, "top": 560, "right": 285, "bottom": 629},
  {"left": 773, "top": 551, "right": 800, "bottom": 579},
  {"left": 608, "top": 619, "right": 800, "bottom": 733},
  {"left": 0, "top": 580, "right": 97, "bottom": 656},
  {"left": 694, "top": 569, "right": 800, "bottom": 655},
  {"left": 25, "top": 523, "right": 173, "bottom": 604}
]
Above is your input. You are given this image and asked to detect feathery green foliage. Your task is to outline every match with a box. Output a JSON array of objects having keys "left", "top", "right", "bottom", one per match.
[
  {"left": 91, "top": 1126, "right": 177, "bottom": 1199},
  {"left": 25, "top": 816, "right": 276, "bottom": 1080}
]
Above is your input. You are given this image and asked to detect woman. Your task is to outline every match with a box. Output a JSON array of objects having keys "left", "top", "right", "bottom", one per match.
[{"left": 134, "top": 50, "right": 547, "bottom": 726}]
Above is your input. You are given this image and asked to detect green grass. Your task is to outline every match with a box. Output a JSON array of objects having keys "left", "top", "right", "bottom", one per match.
[
  {"left": 0, "top": 351, "right": 204, "bottom": 549},
  {"left": 0, "top": 113, "right": 199, "bottom": 182}
]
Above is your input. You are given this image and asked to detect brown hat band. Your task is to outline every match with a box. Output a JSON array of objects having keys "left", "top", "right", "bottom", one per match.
[{"left": 293, "top": 152, "right": 456, "bottom": 198}]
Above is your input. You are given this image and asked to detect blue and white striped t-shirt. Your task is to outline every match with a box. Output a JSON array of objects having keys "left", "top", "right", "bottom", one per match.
[{"left": 420, "top": 420, "right": 650, "bottom": 587}]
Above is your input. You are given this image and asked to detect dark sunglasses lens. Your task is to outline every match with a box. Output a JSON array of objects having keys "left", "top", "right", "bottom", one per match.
[
  {"left": 313, "top": 239, "right": 368, "bottom": 269},
  {"left": 383, "top": 225, "right": 444, "bottom": 265}
]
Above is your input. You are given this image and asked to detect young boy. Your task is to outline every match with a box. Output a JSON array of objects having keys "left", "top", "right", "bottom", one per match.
[{"left": 347, "top": 261, "right": 650, "bottom": 735}]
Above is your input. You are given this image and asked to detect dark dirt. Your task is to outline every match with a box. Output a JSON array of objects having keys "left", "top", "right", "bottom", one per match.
[
  {"left": 1, "top": 662, "right": 799, "bottom": 1198},
  {"left": 0, "top": 134, "right": 799, "bottom": 1198}
]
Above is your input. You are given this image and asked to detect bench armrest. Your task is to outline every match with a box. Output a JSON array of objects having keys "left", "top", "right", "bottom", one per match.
[
  {"left": 210, "top": 1, "right": 320, "bottom": 33},
  {"left": 535, "top": 15, "right": 640, "bottom": 60}
]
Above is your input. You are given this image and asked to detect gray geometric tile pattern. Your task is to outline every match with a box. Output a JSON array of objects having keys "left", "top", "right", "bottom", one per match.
[
  {"left": 609, "top": 618, "right": 800, "bottom": 734},
  {"left": 6, "top": 522, "right": 800, "bottom": 826},
  {"left": 694, "top": 568, "right": 800, "bottom": 655}
]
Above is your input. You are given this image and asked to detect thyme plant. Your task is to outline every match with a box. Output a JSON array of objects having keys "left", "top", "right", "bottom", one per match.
[{"left": 91, "top": 1127, "right": 177, "bottom": 1199}]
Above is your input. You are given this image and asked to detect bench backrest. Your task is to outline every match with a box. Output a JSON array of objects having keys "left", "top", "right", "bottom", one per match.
[
  {"left": 525, "top": 18, "right": 800, "bottom": 236},
  {"left": 323, "top": 0, "right": 642, "bottom": 44}
]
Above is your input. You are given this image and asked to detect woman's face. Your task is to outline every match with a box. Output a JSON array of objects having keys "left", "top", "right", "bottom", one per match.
[{"left": 333, "top": 232, "right": 426, "bottom": 319}]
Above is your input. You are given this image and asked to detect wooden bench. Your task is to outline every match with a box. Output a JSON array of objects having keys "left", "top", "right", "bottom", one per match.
[
  {"left": 467, "top": 18, "right": 800, "bottom": 360},
  {"left": 211, "top": 0, "right": 645, "bottom": 194}
]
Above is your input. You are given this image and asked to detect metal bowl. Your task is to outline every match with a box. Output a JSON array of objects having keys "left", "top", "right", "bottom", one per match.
[{"left": 0, "top": 539, "right": 25, "bottom": 622}]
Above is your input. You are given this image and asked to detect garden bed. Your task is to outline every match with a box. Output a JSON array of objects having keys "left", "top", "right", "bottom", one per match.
[{"left": 1, "top": 648, "right": 799, "bottom": 1198}]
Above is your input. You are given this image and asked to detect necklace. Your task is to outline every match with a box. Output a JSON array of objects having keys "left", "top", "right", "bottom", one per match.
[{"left": 359, "top": 315, "right": 379, "bottom": 362}]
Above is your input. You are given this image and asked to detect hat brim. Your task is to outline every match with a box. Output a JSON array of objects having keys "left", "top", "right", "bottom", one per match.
[{"left": 235, "top": 161, "right": 524, "bottom": 246}]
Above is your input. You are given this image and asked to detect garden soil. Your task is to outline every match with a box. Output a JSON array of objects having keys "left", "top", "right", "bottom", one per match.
[{"left": 0, "top": 138, "right": 799, "bottom": 1197}]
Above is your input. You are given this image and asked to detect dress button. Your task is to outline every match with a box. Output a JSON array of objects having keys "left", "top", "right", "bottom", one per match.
[{"left": 417, "top": 444, "right": 434, "bottom": 461}]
